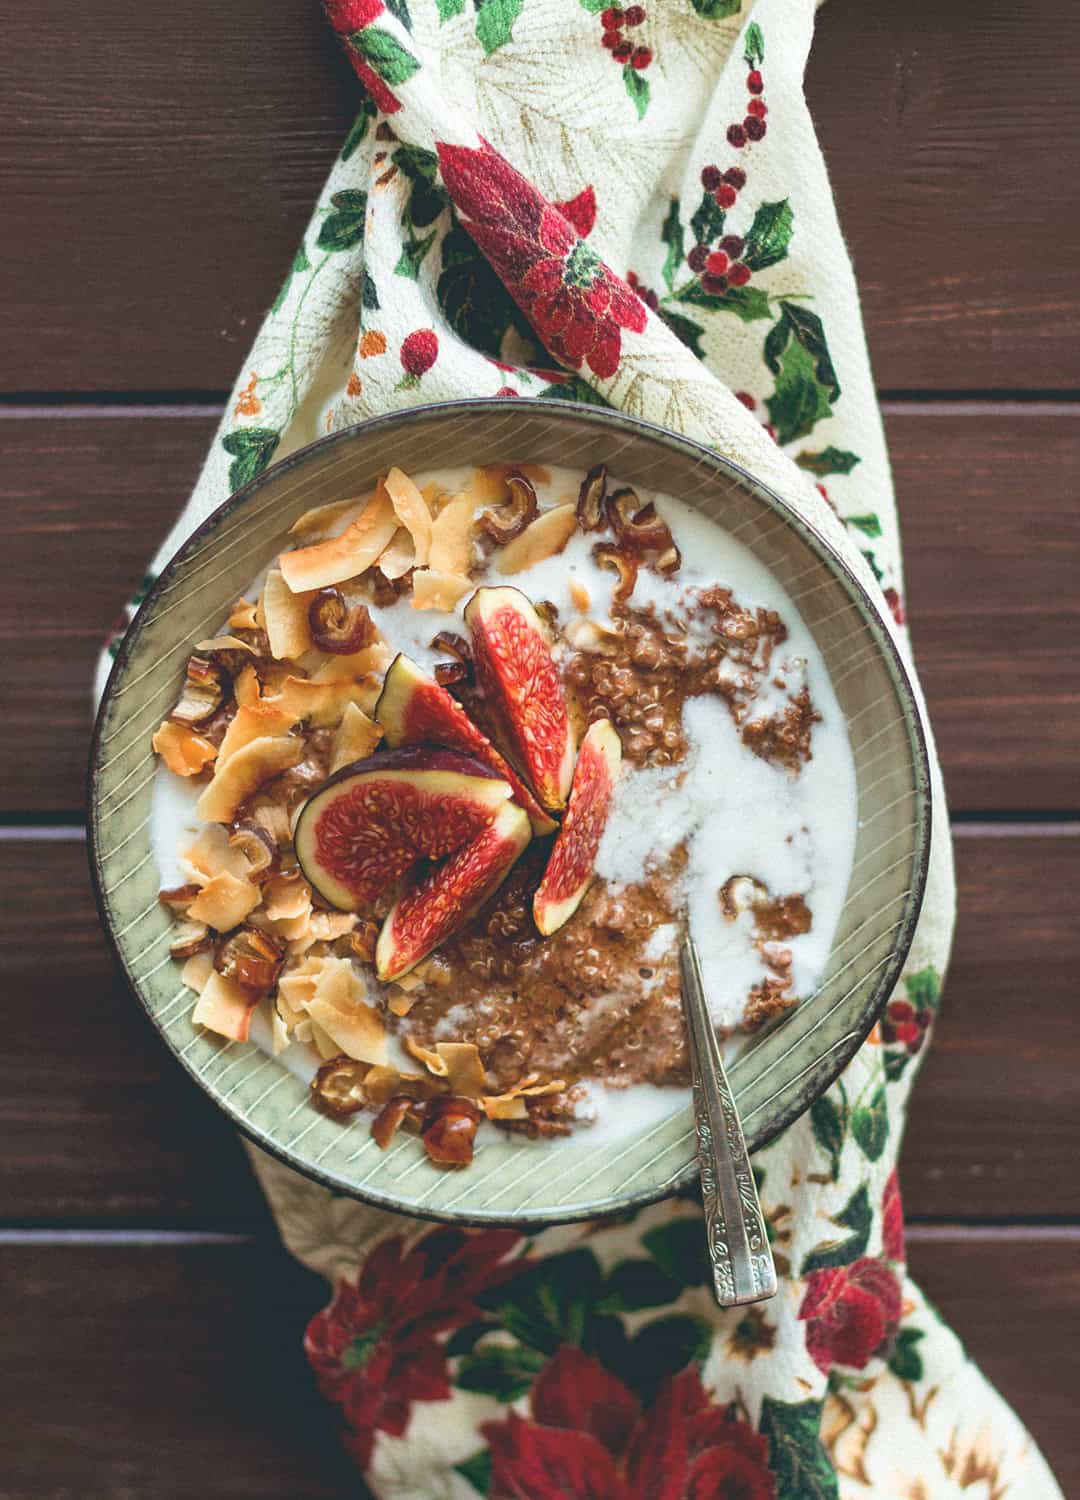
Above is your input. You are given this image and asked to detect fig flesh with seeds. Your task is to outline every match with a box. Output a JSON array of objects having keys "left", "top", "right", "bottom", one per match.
[
  {"left": 375, "top": 652, "right": 556, "bottom": 835},
  {"left": 293, "top": 746, "right": 511, "bottom": 912},
  {"left": 533, "top": 718, "right": 622, "bottom": 936},
  {"left": 464, "top": 586, "right": 575, "bottom": 813},
  {"left": 376, "top": 801, "right": 531, "bottom": 981}
]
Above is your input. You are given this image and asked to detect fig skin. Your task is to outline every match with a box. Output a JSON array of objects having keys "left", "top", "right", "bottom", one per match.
[
  {"left": 376, "top": 801, "right": 532, "bottom": 981},
  {"left": 375, "top": 653, "right": 557, "bottom": 835},
  {"left": 533, "top": 718, "right": 622, "bottom": 936},
  {"left": 464, "top": 586, "right": 576, "bottom": 813},
  {"left": 293, "top": 747, "right": 512, "bottom": 912}
]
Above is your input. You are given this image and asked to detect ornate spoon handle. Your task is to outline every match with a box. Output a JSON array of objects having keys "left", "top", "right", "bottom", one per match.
[{"left": 679, "top": 937, "right": 778, "bottom": 1307}]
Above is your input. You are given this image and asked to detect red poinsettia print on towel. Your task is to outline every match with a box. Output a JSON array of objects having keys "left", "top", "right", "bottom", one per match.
[
  {"left": 798, "top": 1256, "right": 902, "bottom": 1376},
  {"left": 437, "top": 139, "right": 647, "bottom": 380},
  {"left": 305, "top": 1227, "right": 521, "bottom": 1469},
  {"left": 482, "top": 1345, "right": 776, "bottom": 1499}
]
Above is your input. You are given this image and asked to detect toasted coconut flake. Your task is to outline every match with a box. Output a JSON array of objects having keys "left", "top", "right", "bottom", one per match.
[
  {"left": 308, "top": 639, "right": 392, "bottom": 683},
  {"left": 279, "top": 484, "right": 397, "bottom": 592},
  {"left": 216, "top": 702, "right": 298, "bottom": 767},
  {"left": 195, "top": 735, "right": 303, "bottom": 823},
  {"left": 289, "top": 495, "right": 370, "bottom": 538},
  {"left": 428, "top": 492, "right": 476, "bottom": 576},
  {"left": 404, "top": 1036, "right": 447, "bottom": 1075},
  {"left": 195, "top": 634, "right": 258, "bottom": 657},
  {"left": 310, "top": 1019, "right": 345, "bottom": 1060},
  {"left": 263, "top": 869, "right": 313, "bottom": 922},
  {"left": 482, "top": 1075, "right": 566, "bottom": 1120},
  {"left": 268, "top": 674, "right": 379, "bottom": 728},
  {"left": 193, "top": 971, "right": 258, "bottom": 1042},
  {"left": 376, "top": 528, "right": 416, "bottom": 580},
  {"left": 180, "top": 949, "right": 215, "bottom": 993},
  {"left": 227, "top": 598, "right": 260, "bottom": 631},
  {"left": 563, "top": 617, "right": 624, "bottom": 656},
  {"left": 388, "top": 988, "right": 418, "bottom": 1017},
  {"left": 363, "top": 1065, "right": 431, "bottom": 1108},
  {"left": 309, "top": 910, "right": 359, "bottom": 941},
  {"left": 187, "top": 871, "right": 260, "bottom": 931},
  {"left": 569, "top": 580, "right": 591, "bottom": 613},
  {"left": 329, "top": 701, "right": 384, "bottom": 774},
  {"left": 494, "top": 503, "right": 577, "bottom": 575},
  {"left": 384, "top": 467, "right": 433, "bottom": 564},
  {"left": 152, "top": 720, "right": 218, "bottom": 777},
  {"left": 271, "top": 1002, "right": 291, "bottom": 1054},
  {"left": 169, "top": 919, "right": 210, "bottom": 960},
  {"left": 262, "top": 569, "right": 315, "bottom": 659},
  {"left": 234, "top": 664, "right": 261, "bottom": 707},
  {"left": 410, "top": 569, "right": 472, "bottom": 611},
  {"left": 182, "top": 824, "right": 252, "bottom": 883},
  {"left": 304, "top": 956, "right": 386, "bottom": 1064},
  {"left": 436, "top": 1042, "right": 486, "bottom": 1099},
  {"left": 311, "top": 1055, "right": 370, "bottom": 1118}
]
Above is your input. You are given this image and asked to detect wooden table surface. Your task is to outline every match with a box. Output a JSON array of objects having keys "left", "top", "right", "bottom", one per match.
[{"left": 2, "top": 0, "right": 1078, "bottom": 1493}]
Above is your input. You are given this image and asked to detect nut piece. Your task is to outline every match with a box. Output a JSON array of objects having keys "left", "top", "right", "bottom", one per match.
[
  {"left": 311, "top": 1055, "right": 371, "bottom": 1119},
  {"left": 592, "top": 542, "right": 638, "bottom": 609},
  {"left": 421, "top": 1095, "right": 483, "bottom": 1167},
  {"left": 307, "top": 588, "right": 375, "bottom": 655},
  {"left": 478, "top": 472, "right": 538, "bottom": 548},
  {"left": 576, "top": 463, "right": 608, "bottom": 531},
  {"left": 214, "top": 927, "right": 284, "bottom": 993},
  {"left": 171, "top": 654, "right": 225, "bottom": 725}
]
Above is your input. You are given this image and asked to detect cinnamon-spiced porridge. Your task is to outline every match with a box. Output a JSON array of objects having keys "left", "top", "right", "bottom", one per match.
[{"left": 151, "top": 461, "right": 856, "bottom": 1166}]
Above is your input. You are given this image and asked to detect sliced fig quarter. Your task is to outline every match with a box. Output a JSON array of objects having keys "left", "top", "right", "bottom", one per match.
[
  {"left": 376, "top": 802, "right": 532, "bottom": 982},
  {"left": 464, "top": 586, "right": 575, "bottom": 813},
  {"left": 293, "top": 746, "right": 511, "bottom": 912},
  {"left": 533, "top": 719, "right": 622, "bottom": 936},
  {"left": 375, "top": 653, "right": 557, "bottom": 835}
]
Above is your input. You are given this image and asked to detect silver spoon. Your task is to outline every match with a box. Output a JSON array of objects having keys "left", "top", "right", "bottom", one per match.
[{"left": 679, "top": 936, "right": 778, "bottom": 1307}]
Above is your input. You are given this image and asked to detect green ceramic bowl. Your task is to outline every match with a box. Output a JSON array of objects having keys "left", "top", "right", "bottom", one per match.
[{"left": 89, "top": 399, "right": 930, "bottom": 1226}]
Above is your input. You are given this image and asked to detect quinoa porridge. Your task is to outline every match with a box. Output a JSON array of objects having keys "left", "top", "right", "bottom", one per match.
[{"left": 150, "top": 461, "right": 857, "bottom": 1166}]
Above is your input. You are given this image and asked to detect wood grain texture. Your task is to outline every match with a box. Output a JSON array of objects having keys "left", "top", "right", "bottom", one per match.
[
  {"left": 4, "top": 404, "right": 1077, "bottom": 813},
  {"left": 0, "top": 1235, "right": 1074, "bottom": 1498},
  {"left": 2, "top": 0, "right": 1078, "bottom": 392},
  {"left": 0, "top": 832, "right": 1075, "bottom": 1223}
]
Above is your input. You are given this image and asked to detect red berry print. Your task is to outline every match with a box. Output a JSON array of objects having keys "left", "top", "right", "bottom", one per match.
[
  {"left": 623, "top": 3, "right": 646, "bottom": 23},
  {"left": 702, "top": 273, "right": 728, "bottom": 295},
  {"left": 631, "top": 46, "right": 652, "bottom": 69},
  {"left": 747, "top": 98, "right": 767, "bottom": 119},
  {"left": 601, "top": 29, "right": 621, "bottom": 48},
  {"left": 687, "top": 244, "right": 709, "bottom": 272},
  {"left": 613, "top": 39, "right": 632, "bottom": 61},
  {"left": 723, "top": 167, "right": 746, "bottom": 189},
  {"left": 727, "top": 123, "right": 747, "bottom": 148},
  {"left": 747, "top": 69, "right": 763, "bottom": 94},
  {"left": 720, "top": 234, "right": 745, "bottom": 258},
  {"left": 705, "top": 250, "right": 729, "bottom": 276},
  {"left": 601, "top": 6, "right": 624, "bottom": 26},
  {"left": 735, "top": 391, "right": 756, "bottom": 411},
  {"left": 727, "top": 262, "right": 751, "bottom": 287},
  {"left": 745, "top": 116, "right": 767, "bottom": 141},
  {"left": 883, "top": 587, "right": 907, "bottom": 627},
  {"left": 713, "top": 183, "right": 737, "bottom": 209},
  {"left": 495, "top": 386, "right": 520, "bottom": 398},
  {"left": 400, "top": 328, "right": 438, "bottom": 378},
  {"left": 700, "top": 165, "right": 723, "bottom": 191}
]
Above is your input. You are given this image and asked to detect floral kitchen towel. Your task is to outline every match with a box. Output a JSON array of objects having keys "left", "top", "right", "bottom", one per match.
[{"left": 98, "top": 0, "right": 1064, "bottom": 1495}]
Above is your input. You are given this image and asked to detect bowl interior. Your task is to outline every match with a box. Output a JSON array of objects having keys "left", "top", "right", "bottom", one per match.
[{"left": 90, "top": 400, "right": 929, "bottom": 1226}]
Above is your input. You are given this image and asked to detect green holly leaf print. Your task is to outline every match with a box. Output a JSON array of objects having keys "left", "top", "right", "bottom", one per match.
[
  {"left": 578, "top": 0, "right": 608, "bottom": 11},
  {"left": 905, "top": 966, "right": 941, "bottom": 1013},
  {"left": 623, "top": 64, "right": 650, "bottom": 120},
  {"left": 766, "top": 338, "right": 833, "bottom": 444},
  {"left": 394, "top": 229, "right": 438, "bottom": 278},
  {"left": 744, "top": 20, "right": 765, "bottom": 68},
  {"left": 846, "top": 513, "right": 883, "bottom": 539},
  {"left": 437, "top": 221, "right": 526, "bottom": 356},
  {"left": 478, "top": 1249, "right": 603, "bottom": 1355},
  {"left": 691, "top": 0, "right": 742, "bottom": 15},
  {"left": 394, "top": 147, "right": 448, "bottom": 229},
  {"left": 474, "top": 0, "right": 524, "bottom": 54},
  {"left": 884, "top": 1048, "right": 912, "bottom": 1083},
  {"left": 743, "top": 198, "right": 793, "bottom": 271},
  {"left": 659, "top": 308, "right": 707, "bottom": 360},
  {"left": 317, "top": 189, "right": 368, "bottom": 252},
  {"left": 222, "top": 428, "right": 280, "bottom": 491},
  {"left": 599, "top": 1258, "right": 682, "bottom": 1312},
  {"left": 796, "top": 446, "right": 861, "bottom": 477},
  {"left": 801, "top": 1183, "right": 872, "bottom": 1274},
  {"left": 270, "top": 243, "right": 311, "bottom": 313},
  {"left": 437, "top": 0, "right": 466, "bottom": 17},
  {"left": 851, "top": 1084, "right": 889, "bottom": 1161},
  {"left": 888, "top": 1327, "right": 925, "bottom": 1383},
  {"left": 689, "top": 190, "right": 726, "bottom": 247},
  {"left": 455, "top": 1450, "right": 492, "bottom": 1495},
  {"left": 349, "top": 27, "right": 422, "bottom": 86},
  {"left": 759, "top": 1398, "right": 838, "bottom": 1500},
  {"left": 629, "top": 1315, "right": 713, "bottom": 1402},
  {"left": 676, "top": 280, "right": 771, "bottom": 322},
  {"left": 765, "top": 301, "right": 840, "bottom": 399},
  {"left": 539, "top": 374, "right": 614, "bottom": 406},
  {"left": 445, "top": 1319, "right": 498, "bottom": 1357},
  {"left": 861, "top": 547, "right": 884, "bottom": 584},
  {"left": 643, "top": 1218, "right": 710, "bottom": 1287},
  {"left": 809, "top": 1088, "right": 847, "bottom": 1181},
  {"left": 341, "top": 98, "right": 376, "bottom": 162},
  {"left": 362, "top": 269, "right": 380, "bottom": 310},
  {"left": 661, "top": 197, "right": 684, "bottom": 293},
  {"left": 455, "top": 1342, "right": 547, "bottom": 1401},
  {"left": 384, "top": 0, "right": 412, "bottom": 29}
]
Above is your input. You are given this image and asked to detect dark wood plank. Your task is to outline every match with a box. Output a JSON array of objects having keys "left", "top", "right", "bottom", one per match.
[
  {"left": 4, "top": 404, "right": 1077, "bottom": 814},
  {"left": 2, "top": 0, "right": 1079, "bottom": 393},
  {"left": 0, "top": 1235, "right": 1074, "bottom": 1496},
  {"left": 0, "top": 831, "right": 1075, "bottom": 1223}
]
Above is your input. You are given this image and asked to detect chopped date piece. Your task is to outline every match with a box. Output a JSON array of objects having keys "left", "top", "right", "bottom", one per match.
[
  {"left": 421, "top": 1095, "right": 483, "bottom": 1167},
  {"left": 371, "top": 1094, "right": 416, "bottom": 1149},
  {"left": 214, "top": 928, "right": 284, "bottom": 993},
  {"left": 308, "top": 588, "right": 375, "bottom": 654},
  {"left": 477, "top": 472, "right": 538, "bottom": 547},
  {"left": 312, "top": 1056, "right": 370, "bottom": 1119}
]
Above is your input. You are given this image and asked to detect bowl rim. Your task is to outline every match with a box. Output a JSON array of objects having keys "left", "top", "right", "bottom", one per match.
[{"left": 88, "top": 396, "right": 932, "bottom": 1226}]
